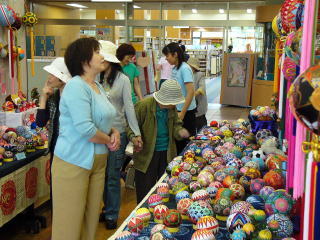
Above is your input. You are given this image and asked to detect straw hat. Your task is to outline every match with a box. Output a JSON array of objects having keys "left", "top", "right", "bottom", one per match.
[
  {"left": 43, "top": 57, "right": 72, "bottom": 83},
  {"left": 99, "top": 40, "right": 120, "bottom": 63},
  {"left": 153, "top": 79, "right": 185, "bottom": 105},
  {"left": 187, "top": 57, "right": 200, "bottom": 71}
]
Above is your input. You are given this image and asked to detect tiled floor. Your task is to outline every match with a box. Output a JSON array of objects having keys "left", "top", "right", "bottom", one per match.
[{"left": 0, "top": 104, "right": 250, "bottom": 240}]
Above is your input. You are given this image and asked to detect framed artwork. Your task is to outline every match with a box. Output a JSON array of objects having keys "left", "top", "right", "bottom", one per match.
[{"left": 220, "top": 53, "right": 256, "bottom": 107}]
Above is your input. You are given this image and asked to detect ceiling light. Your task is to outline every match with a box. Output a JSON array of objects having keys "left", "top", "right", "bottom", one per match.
[
  {"left": 91, "top": 0, "right": 132, "bottom": 2},
  {"left": 133, "top": 5, "right": 141, "bottom": 9},
  {"left": 66, "top": 3, "right": 88, "bottom": 8},
  {"left": 219, "top": 9, "right": 224, "bottom": 14},
  {"left": 192, "top": 9, "right": 197, "bottom": 14},
  {"left": 247, "top": 8, "right": 253, "bottom": 13},
  {"left": 116, "top": 10, "right": 121, "bottom": 14}
]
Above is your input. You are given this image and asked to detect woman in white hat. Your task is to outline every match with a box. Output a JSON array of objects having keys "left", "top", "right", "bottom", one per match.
[
  {"left": 98, "top": 40, "right": 143, "bottom": 229},
  {"left": 128, "top": 79, "right": 190, "bottom": 203},
  {"left": 187, "top": 57, "right": 208, "bottom": 132},
  {"left": 36, "top": 57, "right": 72, "bottom": 157}
]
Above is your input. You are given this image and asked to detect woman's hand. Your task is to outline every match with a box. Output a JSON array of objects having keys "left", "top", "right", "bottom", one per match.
[
  {"left": 107, "top": 128, "right": 120, "bottom": 151},
  {"left": 42, "top": 80, "right": 54, "bottom": 97},
  {"left": 132, "top": 136, "right": 143, "bottom": 152},
  {"left": 178, "top": 112, "right": 185, "bottom": 120},
  {"left": 179, "top": 128, "right": 190, "bottom": 139}
]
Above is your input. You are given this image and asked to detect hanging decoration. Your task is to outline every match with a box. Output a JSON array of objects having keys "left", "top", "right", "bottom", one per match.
[
  {"left": 22, "top": 11, "right": 38, "bottom": 77},
  {"left": 280, "top": 0, "right": 304, "bottom": 34},
  {"left": 0, "top": 4, "right": 16, "bottom": 27}
]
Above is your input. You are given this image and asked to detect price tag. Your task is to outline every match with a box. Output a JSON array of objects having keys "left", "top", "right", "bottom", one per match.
[{"left": 15, "top": 152, "right": 26, "bottom": 161}]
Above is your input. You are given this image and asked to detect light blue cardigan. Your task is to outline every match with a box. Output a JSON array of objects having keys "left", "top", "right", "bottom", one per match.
[{"left": 54, "top": 76, "right": 116, "bottom": 170}]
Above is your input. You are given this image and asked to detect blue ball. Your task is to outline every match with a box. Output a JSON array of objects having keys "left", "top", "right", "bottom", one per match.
[
  {"left": 175, "top": 190, "right": 190, "bottom": 203},
  {"left": 246, "top": 194, "right": 265, "bottom": 210}
]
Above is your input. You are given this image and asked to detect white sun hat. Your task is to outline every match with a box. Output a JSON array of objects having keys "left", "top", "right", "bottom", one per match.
[
  {"left": 99, "top": 40, "right": 120, "bottom": 63},
  {"left": 43, "top": 57, "right": 72, "bottom": 83},
  {"left": 153, "top": 79, "right": 185, "bottom": 105}
]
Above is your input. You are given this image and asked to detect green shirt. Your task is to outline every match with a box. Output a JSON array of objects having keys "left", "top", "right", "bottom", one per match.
[
  {"left": 122, "top": 63, "right": 140, "bottom": 104},
  {"left": 155, "top": 104, "right": 169, "bottom": 151}
]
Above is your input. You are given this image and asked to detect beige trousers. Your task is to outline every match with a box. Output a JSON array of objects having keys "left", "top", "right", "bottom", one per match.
[{"left": 51, "top": 154, "right": 107, "bottom": 240}]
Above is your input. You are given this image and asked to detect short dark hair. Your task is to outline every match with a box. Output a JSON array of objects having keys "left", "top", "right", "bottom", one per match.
[
  {"left": 64, "top": 37, "right": 100, "bottom": 77},
  {"left": 116, "top": 43, "right": 136, "bottom": 61},
  {"left": 162, "top": 42, "right": 185, "bottom": 69}
]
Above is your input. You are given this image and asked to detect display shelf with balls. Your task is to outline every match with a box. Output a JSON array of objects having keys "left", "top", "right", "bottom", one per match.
[{"left": 111, "top": 119, "right": 298, "bottom": 240}]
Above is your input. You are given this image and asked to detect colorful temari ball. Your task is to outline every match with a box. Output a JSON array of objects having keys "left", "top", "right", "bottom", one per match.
[
  {"left": 242, "top": 148, "right": 253, "bottom": 157},
  {"left": 259, "top": 186, "right": 275, "bottom": 201},
  {"left": 166, "top": 160, "right": 180, "bottom": 173},
  {"left": 172, "top": 182, "right": 188, "bottom": 195},
  {"left": 175, "top": 190, "right": 190, "bottom": 203},
  {"left": 135, "top": 208, "right": 151, "bottom": 227},
  {"left": 154, "top": 205, "right": 169, "bottom": 224},
  {"left": 127, "top": 217, "right": 144, "bottom": 234},
  {"left": 214, "top": 146, "right": 228, "bottom": 156},
  {"left": 216, "top": 188, "right": 234, "bottom": 200},
  {"left": 242, "top": 223, "right": 255, "bottom": 237},
  {"left": 245, "top": 161, "right": 260, "bottom": 170},
  {"left": 236, "top": 140, "right": 248, "bottom": 150},
  {"left": 239, "top": 176, "right": 252, "bottom": 190},
  {"left": 266, "top": 154, "right": 287, "bottom": 170},
  {"left": 209, "top": 181, "right": 223, "bottom": 189},
  {"left": 206, "top": 186, "right": 218, "bottom": 200},
  {"left": 224, "top": 166, "right": 240, "bottom": 177},
  {"left": 190, "top": 181, "right": 202, "bottom": 192},
  {"left": 252, "top": 157, "right": 266, "bottom": 171},
  {"left": 227, "top": 212, "right": 251, "bottom": 233},
  {"left": 157, "top": 187, "right": 170, "bottom": 202},
  {"left": 115, "top": 230, "right": 134, "bottom": 240},
  {"left": 263, "top": 170, "right": 284, "bottom": 189},
  {"left": 223, "top": 175, "right": 238, "bottom": 188},
  {"left": 171, "top": 165, "right": 183, "bottom": 177},
  {"left": 203, "top": 165, "right": 215, "bottom": 174},
  {"left": 163, "top": 209, "right": 182, "bottom": 228},
  {"left": 265, "top": 190, "right": 294, "bottom": 216},
  {"left": 226, "top": 159, "right": 242, "bottom": 168},
  {"left": 213, "top": 197, "right": 232, "bottom": 216},
  {"left": 256, "top": 129, "right": 273, "bottom": 142},
  {"left": 223, "top": 142, "right": 235, "bottom": 150},
  {"left": 244, "top": 168, "right": 261, "bottom": 179},
  {"left": 181, "top": 162, "right": 192, "bottom": 171},
  {"left": 188, "top": 200, "right": 214, "bottom": 224},
  {"left": 231, "top": 146, "right": 243, "bottom": 159},
  {"left": 250, "top": 178, "right": 266, "bottom": 195},
  {"left": 168, "top": 176, "right": 179, "bottom": 188},
  {"left": 202, "top": 148, "right": 216, "bottom": 162},
  {"left": 214, "top": 170, "right": 227, "bottom": 182},
  {"left": 179, "top": 171, "right": 192, "bottom": 185},
  {"left": 194, "top": 146, "right": 203, "bottom": 156},
  {"left": 229, "top": 184, "right": 245, "bottom": 199},
  {"left": 150, "top": 224, "right": 165, "bottom": 236},
  {"left": 230, "top": 201, "right": 252, "bottom": 215},
  {"left": 191, "top": 229, "right": 216, "bottom": 240},
  {"left": 189, "top": 162, "right": 201, "bottom": 176},
  {"left": 184, "top": 149, "right": 196, "bottom": 159},
  {"left": 196, "top": 216, "right": 219, "bottom": 234},
  {"left": 253, "top": 210, "right": 266, "bottom": 222},
  {"left": 246, "top": 195, "right": 265, "bottom": 210},
  {"left": 258, "top": 229, "right": 272, "bottom": 240},
  {"left": 231, "top": 229, "right": 246, "bottom": 240},
  {"left": 223, "top": 152, "right": 237, "bottom": 162},
  {"left": 177, "top": 198, "right": 193, "bottom": 220},
  {"left": 198, "top": 171, "right": 214, "bottom": 187},
  {"left": 225, "top": 137, "right": 236, "bottom": 144},
  {"left": 192, "top": 189, "right": 210, "bottom": 202},
  {"left": 241, "top": 156, "right": 252, "bottom": 165},
  {"left": 266, "top": 214, "right": 293, "bottom": 238}
]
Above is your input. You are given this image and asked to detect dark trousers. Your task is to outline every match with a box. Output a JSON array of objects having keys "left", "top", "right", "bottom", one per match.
[
  {"left": 176, "top": 109, "right": 196, "bottom": 154},
  {"left": 135, "top": 151, "right": 167, "bottom": 203},
  {"left": 196, "top": 114, "right": 207, "bottom": 133}
]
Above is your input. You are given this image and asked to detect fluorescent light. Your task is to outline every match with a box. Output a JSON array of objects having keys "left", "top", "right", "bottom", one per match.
[
  {"left": 219, "top": 9, "right": 224, "bottom": 14},
  {"left": 92, "top": 0, "right": 132, "bottom": 2},
  {"left": 133, "top": 5, "right": 141, "bottom": 8},
  {"left": 66, "top": 3, "right": 88, "bottom": 8},
  {"left": 192, "top": 9, "right": 197, "bottom": 14},
  {"left": 247, "top": 8, "right": 253, "bottom": 13}
]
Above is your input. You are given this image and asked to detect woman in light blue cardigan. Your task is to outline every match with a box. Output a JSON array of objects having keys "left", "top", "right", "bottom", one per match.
[{"left": 51, "top": 37, "right": 120, "bottom": 240}]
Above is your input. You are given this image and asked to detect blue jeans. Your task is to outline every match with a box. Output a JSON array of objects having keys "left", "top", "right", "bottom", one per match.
[{"left": 104, "top": 132, "right": 128, "bottom": 221}]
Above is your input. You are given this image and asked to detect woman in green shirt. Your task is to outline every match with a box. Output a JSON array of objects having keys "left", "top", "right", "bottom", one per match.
[
  {"left": 128, "top": 80, "right": 190, "bottom": 202},
  {"left": 116, "top": 43, "right": 143, "bottom": 104}
]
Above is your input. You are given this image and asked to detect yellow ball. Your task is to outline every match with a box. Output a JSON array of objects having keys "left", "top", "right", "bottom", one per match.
[
  {"left": 258, "top": 229, "right": 272, "bottom": 240},
  {"left": 135, "top": 208, "right": 151, "bottom": 227},
  {"left": 253, "top": 210, "right": 266, "bottom": 222},
  {"left": 242, "top": 223, "right": 255, "bottom": 235}
]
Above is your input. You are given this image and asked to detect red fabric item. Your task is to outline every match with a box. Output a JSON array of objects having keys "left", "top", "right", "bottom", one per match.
[{"left": 142, "top": 51, "right": 150, "bottom": 94}]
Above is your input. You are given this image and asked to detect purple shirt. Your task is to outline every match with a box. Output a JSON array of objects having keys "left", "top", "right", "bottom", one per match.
[{"left": 157, "top": 57, "right": 174, "bottom": 80}]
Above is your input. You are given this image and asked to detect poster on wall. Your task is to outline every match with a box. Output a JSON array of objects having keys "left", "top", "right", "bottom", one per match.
[
  {"left": 227, "top": 57, "right": 248, "bottom": 88},
  {"left": 220, "top": 53, "right": 255, "bottom": 107}
]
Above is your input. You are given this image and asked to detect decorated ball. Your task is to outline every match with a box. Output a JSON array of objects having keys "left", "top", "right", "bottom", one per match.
[
  {"left": 150, "top": 224, "right": 166, "bottom": 236},
  {"left": 151, "top": 229, "right": 175, "bottom": 239},
  {"left": 242, "top": 148, "right": 253, "bottom": 157},
  {"left": 189, "top": 162, "right": 201, "bottom": 176},
  {"left": 171, "top": 165, "right": 183, "bottom": 177},
  {"left": 180, "top": 162, "right": 192, "bottom": 171},
  {"left": 154, "top": 205, "right": 169, "bottom": 224},
  {"left": 197, "top": 171, "right": 214, "bottom": 187},
  {"left": 203, "top": 165, "right": 215, "bottom": 175},
  {"left": 214, "top": 145, "right": 228, "bottom": 156},
  {"left": 172, "top": 182, "right": 188, "bottom": 195},
  {"left": 163, "top": 209, "right": 182, "bottom": 228},
  {"left": 230, "top": 201, "right": 252, "bottom": 215},
  {"left": 127, "top": 217, "right": 144, "bottom": 234},
  {"left": 250, "top": 178, "right": 266, "bottom": 194},
  {"left": 252, "top": 157, "right": 266, "bottom": 170},
  {"left": 177, "top": 198, "right": 193, "bottom": 219},
  {"left": 179, "top": 171, "right": 193, "bottom": 185},
  {"left": 216, "top": 188, "right": 234, "bottom": 200},
  {"left": 259, "top": 186, "right": 275, "bottom": 201},
  {"left": 267, "top": 215, "right": 293, "bottom": 238},
  {"left": 231, "top": 229, "right": 246, "bottom": 240},
  {"left": 253, "top": 209, "right": 266, "bottom": 222},
  {"left": 223, "top": 175, "right": 238, "bottom": 188},
  {"left": 258, "top": 229, "right": 272, "bottom": 240},
  {"left": 239, "top": 176, "right": 252, "bottom": 191},
  {"left": 266, "top": 154, "right": 287, "bottom": 170},
  {"left": 246, "top": 195, "right": 265, "bottom": 210},
  {"left": 184, "top": 149, "right": 196, "bottom": 159},
  {"left": 214, "top": 170, "right": 227, "bottom": 183},
  {"left": 115, "top": 230, "right": 134, "bottom": 240},
  {"left": 22, "top": 12, "right": 38, "bottom": 27},
  {"left": 213, "top": 197, "right": 232, "bottom": 216},
  {"left": 206, "top": 186, "right": 218, "bottom": 200},
  {"left": 157, "top": 187, "right": 170, "bottom": 201},
  {"left": 196, "top": 216, "right": 219, "bottom": 234},
  {"left": 175, "top": 190, "right": 190, "bottom": 202},
  {"left": 209, "top": 181, "right": 223, "bottom": 189},
  {"left": 136, "top": 208, "right": 151, "bottom": 227},
  {"left": 242, "top": 223, "right": 255, "bottom": 237},
  {"left": 263, "top": 170, "right": 284, "bottom": 189},
  {"left": 192, "top": 189, "right": 210, "bottom": 202},
  {"left": 241, "top": 156, "right": 252, "bottom": 165},
  {"left": 190, "top": 181, "right": 202, "bottom": 192},
  {"left": 188, "top": 200, "right": 214, "bottom": 224},
  {"left": 167, "top": 161, "right": 180, "bottom": 174},
  {"left": 0, "top": 5, "right": 17, "bottom": 27},
  {"left": 226, "top": 212, "right": 251, "bottom": 233},
  {"left": 223, "top": 166, "right": 240, "bottom": 177},
  {"left": 265, "top": 190, "right": 294, "bottom": 216},
  {"left": 202, "top": 148, "right": 216, "bottom": 163},
  {"left": 244, "top": 168, "right": 261, "bottom": 179},
  {"left": 256, "top": 129, "right": 273, "bottom": 142},
  {"left": 223, "top": 152, "right": 237, "bottom": 162},
  {"left": 229, "top": 184, "right": 245, "bottom": 199},
  {"left": 168, "top": 177, "right": 179, "bottom": 189},
  {"left": 191, "top": 229, "right": 216, "bottom": 240},
  {"left": 148, "top": 194, "right": 163, "bottom": 211}
]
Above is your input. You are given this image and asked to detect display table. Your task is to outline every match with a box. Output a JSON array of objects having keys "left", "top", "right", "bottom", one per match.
[
  {"left": 110, "top": 173, "right": 230, "bottom": 240},
  {"left": 0, "top": 150, "right": 50, "bottom": 227}
]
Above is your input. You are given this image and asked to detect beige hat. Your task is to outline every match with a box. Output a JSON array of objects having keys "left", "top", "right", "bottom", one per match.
[
  {"left": 153, "top": 79, "right": 185, "bottom": 105},
  {"left": 187, "top": 57, "right": 200, "bottom": 71},
  {"left": 99, "top": 40, "right": 120, "bottom": 63},
  {"left": 43, "top": 57, "right": 72, "bottom": 83}
]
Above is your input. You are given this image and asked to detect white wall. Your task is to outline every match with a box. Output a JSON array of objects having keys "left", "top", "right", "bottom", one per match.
[
  {"left": 80, "top": 10, "right": 96, "bottom": 19},
  {"left": 180, "top": 10, "right": 256, "bottom": 21}
]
